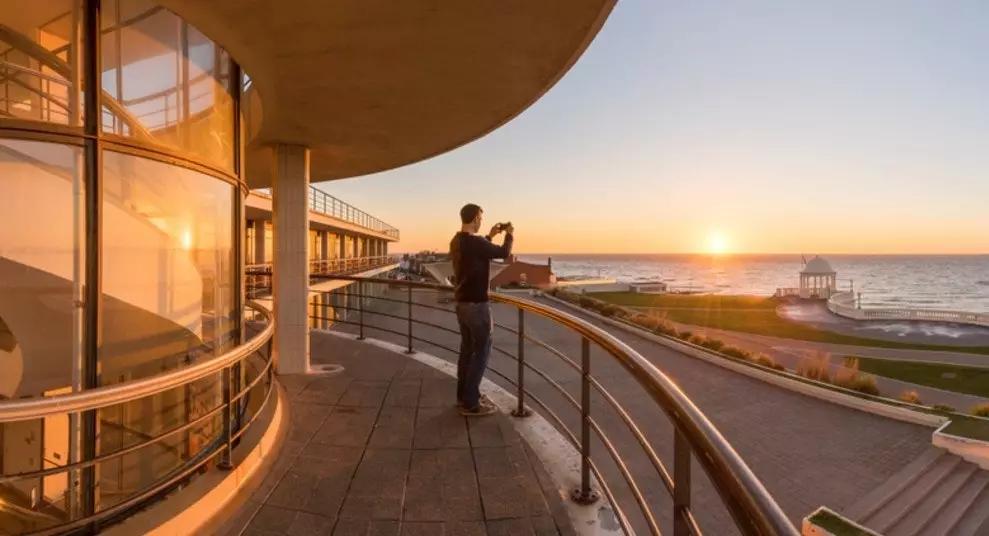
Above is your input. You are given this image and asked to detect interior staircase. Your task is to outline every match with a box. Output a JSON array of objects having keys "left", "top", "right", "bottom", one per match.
[{"left": 842, "top": 447, "right": 989, "bottom": 536}]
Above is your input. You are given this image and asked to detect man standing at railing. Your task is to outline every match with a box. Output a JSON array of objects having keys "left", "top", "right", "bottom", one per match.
[{"left": 450, "top": 203, "right": 514, "bottom": 416}]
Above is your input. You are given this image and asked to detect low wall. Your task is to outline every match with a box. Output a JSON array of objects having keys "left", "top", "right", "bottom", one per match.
[
  {"left": 554, "top": 280, "right": 627, "bottom": 293},
  {"left": 827, "top": 292, "right": 989, "bottom": 327}
]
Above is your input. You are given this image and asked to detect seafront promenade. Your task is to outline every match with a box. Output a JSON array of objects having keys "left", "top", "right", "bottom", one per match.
[{"left": 328, "top": 288, "right": 933, "bottom": 535}]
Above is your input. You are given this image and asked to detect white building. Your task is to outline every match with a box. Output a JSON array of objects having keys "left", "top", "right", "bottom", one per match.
[{"left": 799, "top": 256, "right": 838, "bottom": 299}]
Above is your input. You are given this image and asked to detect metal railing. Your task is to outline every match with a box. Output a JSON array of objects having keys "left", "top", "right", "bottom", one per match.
[
  {"left": 250, "top": 187, "right": 400, "bottom": 239},
  {"left": 309, "top": 275, "right": 798, "bottom": 536},
  {"left": 245, "top": 255, "right": 400, "bottom": 298},
  {"left": 0, "top": 303, "right": 275, "bottom": 535},
  {"left": 828, "top": 291, "right": 989, "bottom": 327}
]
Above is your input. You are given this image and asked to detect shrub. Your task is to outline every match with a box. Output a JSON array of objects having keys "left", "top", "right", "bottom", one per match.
[
  {"left": 797, "top": 353, "right": 832, "bottom": 383},
  {"left": 678, "top": 330, "right": 693, "bottom": 340},
  {"left": 833, "top": 357, "right": 879, "bottom": 395},
  {"left": 899, "top": 391, "right": 923, "bottom": 405},
  {"left": 578, "top": 296, "right": 595, "bottom": 308},
  {"left": 753, "top": 354, "right": 777, "bottom": 369},
  {"left": 687, "top": 333, "right": 708, "bottom": 346},
  {"left": 721, "top": 345, "right": 751, "bottom": 360},
  {"left": 701, "top": 338, "right": 725, "bottom": 352},
  {"left": 842, "top": 375, "right": 881, "bottom": 395},
  {"left": 932, "top": 404, "right": 957, "bottom": 414},
  {"left": 971, "top": 403, "right": 989, "bottom": 418},
  {"left": 771, "top": 362, "right": 786, "bottom": 371}
]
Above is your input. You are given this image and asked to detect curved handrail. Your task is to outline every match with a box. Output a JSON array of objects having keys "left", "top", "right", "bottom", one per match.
[
  {"left": 0, "top": 25, "right": 154, "bottom": 140},
  {"left": 312, "top": 274, "right": 798, "bottom": 536},
  {"left": 0, "top": 302, "right": 274, "bottom": 422},
  {"left": 828, "top": 291, "right": 989, "bottom": 327}
]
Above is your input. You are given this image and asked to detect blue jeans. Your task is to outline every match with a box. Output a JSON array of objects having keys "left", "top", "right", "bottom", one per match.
[{"left": 456, "top": 302, "right": 493, "bottom": 409}]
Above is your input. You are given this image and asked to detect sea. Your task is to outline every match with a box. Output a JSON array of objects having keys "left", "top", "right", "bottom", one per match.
[{"left": 516, "top": 254, "right": 989, "bottom": 313}]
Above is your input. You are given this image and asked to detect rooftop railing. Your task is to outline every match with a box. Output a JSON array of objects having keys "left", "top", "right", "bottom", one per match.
[
  {"left": 0, "top": 303, "right": 275, "bottom": 535},
  {"left": 250, "top": 187, "right": 400, "bottom": 239},
  {"left": 308, "top": 275, "right": 799, "bottom": 536},
  {"left": 245, "top": 255, "right": 400, "bottom": 298}
]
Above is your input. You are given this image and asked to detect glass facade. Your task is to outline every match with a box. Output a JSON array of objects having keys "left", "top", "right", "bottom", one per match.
[
  {"left": 100, "top": 0, "right": 235, "bottom": 171},
  {"left": 0, "top": 1, "right": 249, "bottom": 532},
  {"left": 0, "top": 0, "right": 83, "bottom": 126}
]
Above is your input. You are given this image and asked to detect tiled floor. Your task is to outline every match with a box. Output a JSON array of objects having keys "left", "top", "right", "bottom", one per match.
[{"left": 224, "top": 335, "right": 574, "bottom": 536}]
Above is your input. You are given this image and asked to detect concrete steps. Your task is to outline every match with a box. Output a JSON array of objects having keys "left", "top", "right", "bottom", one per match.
[{"left": 843, "top": 447, "right": 989, "bottom": 536}]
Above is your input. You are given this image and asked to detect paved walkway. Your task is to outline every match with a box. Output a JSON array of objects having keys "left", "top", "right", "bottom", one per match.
[
  {"left": 224, "top": 334, "right": 574, "bottom": 536},
  {"left": 334, "top": 289, "right": 933, "bottom": 536},
  {"left": 778, "top": 300, "right": 989, "bottom": 347}
]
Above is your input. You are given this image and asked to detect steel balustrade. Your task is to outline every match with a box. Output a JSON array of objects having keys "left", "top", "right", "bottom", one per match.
[
  {"left": 250, "top": 187, "right": 400, "bottom": 239},
  {"left": 0, "top": 303, "right": 275, "bottom": 535},
  {"left": 307, "top": 275, "right": 798, "bottom": 536}
]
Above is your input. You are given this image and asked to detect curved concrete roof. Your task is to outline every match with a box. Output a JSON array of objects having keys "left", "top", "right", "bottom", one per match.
[{"left": 157, "top": 1, "right": 617, "bottom": 188}]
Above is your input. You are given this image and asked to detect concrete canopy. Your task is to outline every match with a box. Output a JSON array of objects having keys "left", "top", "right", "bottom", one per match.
[{"left": 155, "top": 0, "right": 616, "bottom": 188}]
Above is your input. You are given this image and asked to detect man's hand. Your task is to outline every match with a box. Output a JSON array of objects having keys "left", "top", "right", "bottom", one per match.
[
  {"left": 487, "top": 224, "right": 503, "bottom": 239},
  {"left": 503, "top": 223, "right": 514, "bottom": 235}
]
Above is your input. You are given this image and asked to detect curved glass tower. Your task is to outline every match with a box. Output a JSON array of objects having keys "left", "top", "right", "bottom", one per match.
[{"left": 0, "top": 1, "right": 257, "bottom": 532}]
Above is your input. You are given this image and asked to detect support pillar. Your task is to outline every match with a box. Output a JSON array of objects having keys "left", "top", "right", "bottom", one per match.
[
  {"left": 272, "top": 144, "right": 311, "bottom": 374},
  {"left": 254, "top": 221, "right": 266, "bottom": 266}
]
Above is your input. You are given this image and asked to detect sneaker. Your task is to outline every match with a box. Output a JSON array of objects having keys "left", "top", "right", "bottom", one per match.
[
  {"left": 456, "top": 394, "right": 493, "bottom": 408},
  {"left": 461, "top": 401, "right": 497, "bottom": 417}
]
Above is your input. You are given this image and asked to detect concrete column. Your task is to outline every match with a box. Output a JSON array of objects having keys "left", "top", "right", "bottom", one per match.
[
  {"left": 254, "top": 220, "right": 266, "bottom": 265},
  {"left": 272, "top": 144, "right": 311, "bottom": 374},
  {"left": 321, "top": 230, "right": 329, "bottom": 260},
  {"left": 339, "top": 234, "right": 346, "bottom": 259}
]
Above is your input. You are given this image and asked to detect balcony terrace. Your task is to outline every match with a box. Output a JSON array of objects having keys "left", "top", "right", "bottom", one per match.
[
  {"left": 221, "top": 334, "right": 577, "bottom": 536},
  {"left": 250, "top": 187, "right": 399, "bottom": 240}
]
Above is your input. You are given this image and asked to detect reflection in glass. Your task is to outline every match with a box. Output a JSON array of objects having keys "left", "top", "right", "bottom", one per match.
[
  {"left": 101, "top": 150, "right": 235, "bottom": 386},
  {"left": 98, "top": 150, "right": 234, "bottom": 511},
  {"left": 0, "top": 0, "right": 83, "bottom": 126},
  {"left": 100, "top": 0, "right": 235, "bottom": 170},
  {"left": 0, "top": 138, "right": 83, "bottom": 529},
  {"left": 97, "top": 380, "right": 222, "bottom": 511}
]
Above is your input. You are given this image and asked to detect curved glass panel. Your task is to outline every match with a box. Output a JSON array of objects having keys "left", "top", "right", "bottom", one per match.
[
  {"left": 98, "top": 149, "right": 234, "bottom": 510},
  {"left": 0, "top": 0, "right": 83, "bottom": 126},
  {"left": 100, "top": 0, "right": 235, "bottom": 171},
  {"left": 101, "top": 150, "right": 236, "bottom": 384},
  {"left": 0, "top": 138, "right": 83, "bottom": 531}
]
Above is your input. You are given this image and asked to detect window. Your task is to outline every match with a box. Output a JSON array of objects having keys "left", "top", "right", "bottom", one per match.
[{"left": 100, "top": 0, "right": 235, "bottom": 170}]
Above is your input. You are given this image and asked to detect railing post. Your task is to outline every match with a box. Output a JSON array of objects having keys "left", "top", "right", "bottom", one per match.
[
  {"left": 405, "top": 284, "right": 415, "bottom": 354},
  {"left": 218, "top": 365, "right": 233, "bottom": 470},
  {"left": 673, "top": 427, "right": 692, "bottom": 536},
  {"left": 357, "top": 280, "right": 365, "bottom": 340},
  {"left": 511, "top": 308, "right": 531, "bottom": 418},
  {"left": 571, "top": 337, "right": 600, "bottom": 504}
]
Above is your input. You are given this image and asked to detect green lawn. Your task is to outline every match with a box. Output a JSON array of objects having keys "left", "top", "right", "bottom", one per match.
[
  {"left": 588, "top": 292, "right": 989, "bottom": 355},
  {"left": 852, "top": 356, "right": 989, "bottom": 398},
  {"left": 808, "top": 510, "right": 874, "bottom": 536},
  {"left": 943, "top": 416, "right": 989, "bottom": 442}
]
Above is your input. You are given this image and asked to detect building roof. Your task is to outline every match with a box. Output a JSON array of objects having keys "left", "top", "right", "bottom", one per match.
[
  {"left": 801, "top": 256, "right": 836, "bottom": 275},
  {"left": 491, "top": 260, "right": 554, "bottom": 288},
  {"left": 158, "top": 0, "right": 617, "bottom": 188}
]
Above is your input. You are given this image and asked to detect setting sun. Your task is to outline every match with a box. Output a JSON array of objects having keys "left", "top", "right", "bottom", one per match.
[{"left": 708, "top": 233, "right": 729, "bottom": 254}]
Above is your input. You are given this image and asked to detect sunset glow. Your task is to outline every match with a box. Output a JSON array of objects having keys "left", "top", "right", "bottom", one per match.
[{"left": 708, "top": 233, "right": 728, "bottom": 255}]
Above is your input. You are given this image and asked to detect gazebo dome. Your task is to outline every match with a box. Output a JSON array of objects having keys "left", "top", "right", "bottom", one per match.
[{"left": 801, "top": 256, "right": 835, "bottom": 275}]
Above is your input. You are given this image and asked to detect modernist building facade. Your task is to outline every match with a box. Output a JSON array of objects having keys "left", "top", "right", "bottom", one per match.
[
  {"left": 0, "top": 0, "right": 649, "bottom": 534},
  {"left": 0, "top": 1, "right": 404, "bottom": 531}
]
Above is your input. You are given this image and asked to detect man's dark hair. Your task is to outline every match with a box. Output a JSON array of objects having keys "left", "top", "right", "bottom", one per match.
[{"left": 460, "top": 203, "right": 482, "bottom": 224}]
